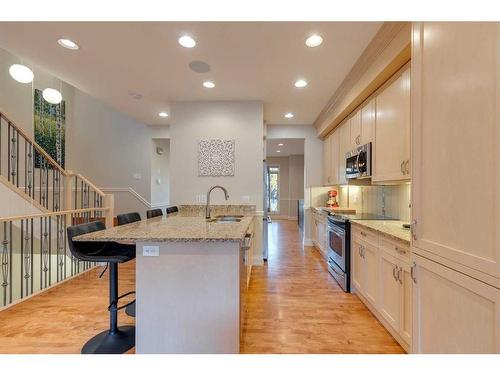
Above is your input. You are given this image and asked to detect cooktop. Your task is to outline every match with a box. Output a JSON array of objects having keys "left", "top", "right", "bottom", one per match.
[{"left": 329, "top": 212, "right": 397, "bottom": 221}]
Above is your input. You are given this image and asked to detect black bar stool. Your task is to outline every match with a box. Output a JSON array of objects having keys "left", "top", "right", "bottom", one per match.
[
  {"left": 166, "top": 206, "right": 178, "bottom": 215},
  {"left": 146, "top": 208, "right": 163, "bottom": 218},
  {"left": 67, "top": 221, "right": 136, "bottom": 354},
  {"left": 116, "top": 212, "right": 141, "bottom": 226},
  {"left": 116, "top": 212, "right": 141, "bottom": 318}
]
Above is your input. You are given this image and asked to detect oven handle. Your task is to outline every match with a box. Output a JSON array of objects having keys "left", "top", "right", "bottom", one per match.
[{"left": 328, "top": 260, "right": 345, "bottom": 279}]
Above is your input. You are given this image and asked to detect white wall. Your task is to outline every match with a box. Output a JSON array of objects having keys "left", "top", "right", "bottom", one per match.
[
  {"left": 169, "top": 101, "right": 264, "bottom": 210},
  {"left": 151, "top": 138, "right": 170, "bottom": 207},
  {"left": 67, "top": 89, "right": 153, "bottom": 215}
]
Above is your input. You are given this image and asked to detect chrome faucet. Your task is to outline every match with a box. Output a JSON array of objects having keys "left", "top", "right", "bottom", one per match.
[{"left": 205, "top": 185, "right": 229, "bottom": 219}]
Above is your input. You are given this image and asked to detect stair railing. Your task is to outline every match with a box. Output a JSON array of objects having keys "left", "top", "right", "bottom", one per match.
[{"left": 0, "top": 206, "right": 114, "bottom": 309}]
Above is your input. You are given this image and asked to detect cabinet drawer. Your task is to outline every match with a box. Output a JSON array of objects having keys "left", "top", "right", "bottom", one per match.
[
  {"left": 380, "top": 237, "right": 410, "bottom": 263},
  {"left": 352, "top": 225, "right": 379, "bottom": 247}
]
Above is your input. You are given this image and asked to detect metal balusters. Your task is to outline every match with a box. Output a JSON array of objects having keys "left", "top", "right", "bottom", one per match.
[
  {"left": 23, "top": 219, "right": 33, "bottom": 297},
  {"left": 1, "top": 222, "right": 10, "bottom": 307},
  {"left": 41, "top": 217, "right": 50, "bottom": 288}
]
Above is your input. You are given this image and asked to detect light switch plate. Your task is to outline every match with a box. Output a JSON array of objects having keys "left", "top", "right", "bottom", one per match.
[{"left": 143, "top": 245, "right": 159, "bottom": 257}]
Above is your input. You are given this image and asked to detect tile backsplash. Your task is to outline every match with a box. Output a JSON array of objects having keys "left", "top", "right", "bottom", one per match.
[{"left": 311, "top": 183, "right": 411, "bottom": 222}]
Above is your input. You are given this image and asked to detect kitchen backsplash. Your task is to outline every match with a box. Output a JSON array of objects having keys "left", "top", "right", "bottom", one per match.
[{"left": 310, "top": 183, "right": 411, "bottom": 222}]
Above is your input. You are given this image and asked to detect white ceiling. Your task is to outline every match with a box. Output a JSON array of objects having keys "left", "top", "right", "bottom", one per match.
[
  {"left": 0, "top": 22, "right": 381, "bottom": 126},
  {"left": 266, "top": 138, "right": 304, "bottom": 157}
]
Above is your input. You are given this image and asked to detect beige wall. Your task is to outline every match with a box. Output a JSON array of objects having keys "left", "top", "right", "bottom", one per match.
[
  {"left": 267, "top": 155, "right": 304, "bottom": 219},
  {"left": 311, "top": 183, "right": 411, "bottom": 222},
  {"left": 169, "top": 101, "right": 264, "bottom": 210}
]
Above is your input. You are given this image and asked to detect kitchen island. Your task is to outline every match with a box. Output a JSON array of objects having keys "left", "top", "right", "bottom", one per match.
[{"left": 74, "top": 212, "right": 255, "bottom": 354}]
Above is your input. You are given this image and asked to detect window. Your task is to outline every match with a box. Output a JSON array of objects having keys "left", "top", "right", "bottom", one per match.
[{"left": 267, "top": 166, "right": 280, "bottom": 213}]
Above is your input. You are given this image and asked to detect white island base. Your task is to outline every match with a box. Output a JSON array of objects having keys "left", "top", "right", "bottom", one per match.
[{"left": 135, "top": 241, "right": 244, "bottom": 354}]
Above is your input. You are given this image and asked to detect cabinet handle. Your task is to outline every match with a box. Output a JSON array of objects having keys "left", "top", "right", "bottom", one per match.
[
  {"left": 405, "top": 160, "right": 410, "bottom": 175},
  {"left": 392, "top": 265, "right": 398, "bottom": 281},
  {"left": 395, "top": 246, "right": 406, "bottom": 254},
  {"left": 400, "top": 161, "right": 405, "bottom": 174},
  {"left": 410, "top": 262, "right": 417, "bottom": 284},
  {"left": 397, "top": 266, "right": 403, "bottom": 284},
  {"left": 360, "top": 231, "right": 367, "bottom": 237}
]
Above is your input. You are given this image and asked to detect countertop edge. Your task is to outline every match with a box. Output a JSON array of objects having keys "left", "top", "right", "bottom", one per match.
[{"left": 350, "top": 220, "right": 411, "bottom": 245}]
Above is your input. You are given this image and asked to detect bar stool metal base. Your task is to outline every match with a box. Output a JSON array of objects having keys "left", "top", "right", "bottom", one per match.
[
  {"left": 81, "top": 326, "right": 135, "bottom": 354},
  {"left": 125, "top": 302, "right": 136, "bottom": 317}
]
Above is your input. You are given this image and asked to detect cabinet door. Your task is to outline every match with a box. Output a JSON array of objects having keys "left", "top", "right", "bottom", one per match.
[
  {"left": 311, "top": 217, "right": 318, "bottom": 244},
  {"left": 412, "top": 254, "right": 500, "bottom": 353},
  {"left": 400, "top": 262, "right": 412, "bottom": 346},
  {"left": 330, "top": 129, "right": 340, "bottom": 185},
  {"left": 351, "top": 237, "right": 364, "bottom": 293},
  {"left": 363, "top": 242, "right": 379, "bottom": 308},
  {"left": 349, "top": 110, "right": 362, "bottom": 150},
  {"left": 412, "top": 22, "right": 500, "bottom": 279},
  {"left": 373, "top": 68, "right": 410, "bottom": 182},
  {"left": 360, "top": 98, "right": 375, "bottom": 145},
  {"left": 379, "top": 251, "right": 400, "bottom": 333},
  {"left": 338, "top": 121, "right": 350, "bottom": 185},
  {"left": 323, "top": 133, "right": 332, "bottom": 185}
]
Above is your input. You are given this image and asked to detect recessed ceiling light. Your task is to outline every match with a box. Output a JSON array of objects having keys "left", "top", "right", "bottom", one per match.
[
  {"left": 42, "top": 88, "right": 62, "bottom": 104},
  {"left": 9, "top": 64, "right": 34, "bottom": 84},
  {"left": 57, "top": 38, "right": 79, "bottom": 50},
  {"left": 128, "top": 92, "right": 143, "bottom": 100},
  {"left": 178, "top": 35, "right": 196, "bottom": 48},
  {"left": 294, "top": 79, "right": 308, "bottom": 88},
  {"left": 284, "top": 113, "right": 294, "bottom": 119},
  {"left": 278, "top": 143, "right": 284, "bottom": 146},
  {"left": 276, "top": 150, "right": 281, "bottom": 153},
  {"left": 305, "top": 34, "right": 323, "bottom": 48},
  {"left": 203, "top": 81, "right": 215, "bottom": 88},
  {"left": 158, "top": 112, "right": 169, "bottom": 118}
]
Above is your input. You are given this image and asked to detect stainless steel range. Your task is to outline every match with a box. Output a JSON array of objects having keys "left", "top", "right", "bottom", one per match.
[{"left": 327, "top": 212, "right": 395, "bottom": 292}]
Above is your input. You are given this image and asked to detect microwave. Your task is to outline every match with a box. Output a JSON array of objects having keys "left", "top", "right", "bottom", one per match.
[{"left": 345, "top": 142, "right": 372, "bottom": 179}]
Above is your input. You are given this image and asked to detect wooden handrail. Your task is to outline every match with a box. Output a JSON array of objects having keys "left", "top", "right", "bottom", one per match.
[
  {"left": 0, "top": 109, "right": 69, "bottom": 176},
  {"left": 0, "top": 207, "right": 109, "bottom": 223}
]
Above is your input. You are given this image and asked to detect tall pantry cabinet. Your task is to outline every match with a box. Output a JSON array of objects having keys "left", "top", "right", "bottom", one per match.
[{"left": 411, "top": 22, "right": 500, "bottom": 353}]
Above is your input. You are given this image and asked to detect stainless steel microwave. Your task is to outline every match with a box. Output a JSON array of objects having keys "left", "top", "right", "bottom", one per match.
[{"left": 345, "top": 142, "right": 372, "bottom": 179}]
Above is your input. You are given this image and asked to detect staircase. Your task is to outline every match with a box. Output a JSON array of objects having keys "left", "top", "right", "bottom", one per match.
[{"left": 0, "top": 109, "right": 114, "bottom": 309}]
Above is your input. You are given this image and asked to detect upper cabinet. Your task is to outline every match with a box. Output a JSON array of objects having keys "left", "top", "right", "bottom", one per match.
[
  {"left": 323, "top": 132, "right": 332, "bottom": 185},
  {"left": 348, "top": 110, "right": 361, "bottom": 150},
  {"left": 350, "top": 99, "right": 375, "bottom": 150},
  {"left": 338, "top": 121, "right": 350, "bottom": 185},
  {"left": 372, "top": 67, "right": 411, "bottom": 183},
  {"left": 411, "top": 22, "right": 500, "bottom": 280},
  {"left": 360, "top": 99, "right": 375, "bottom": 145}
]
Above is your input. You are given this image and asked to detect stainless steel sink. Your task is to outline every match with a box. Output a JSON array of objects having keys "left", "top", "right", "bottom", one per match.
[{"left": 206, "top": 215, "right": 243, "bottom": 223}]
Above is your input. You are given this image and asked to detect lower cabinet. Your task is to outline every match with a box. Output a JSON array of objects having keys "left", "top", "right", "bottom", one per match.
[
  {"left": 412, "top": 253, "right": 500, "bottom": 353},
  {"left": 312, "top": 211, "right": 328, "bottom": 259},
  {"left": 351, "top": 224, "right": 412, "bottom": 351}
]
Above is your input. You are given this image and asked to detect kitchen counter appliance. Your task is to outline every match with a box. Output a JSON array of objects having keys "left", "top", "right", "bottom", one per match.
[{"left": 345, "top": 142, "right": 372, "bottom": 180}]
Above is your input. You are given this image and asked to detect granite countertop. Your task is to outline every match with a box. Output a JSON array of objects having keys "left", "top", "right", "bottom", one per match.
[
  {"left": 73, "top": 215, "right": 254, "bottom": 243},
  {"left": 351, "top": 220, "right": 411, "bottom": 245},
  {"left": 313, "top": 206, "right": 356, "bottom": 215}
]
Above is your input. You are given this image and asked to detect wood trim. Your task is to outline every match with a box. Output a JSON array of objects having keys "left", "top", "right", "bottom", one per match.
[
  {"left": 0, "top": 207, "right": 110, "bottom": 223},
  {"left": 0, "top": 175, "right": 50, "bottom": 213},
  {"left": 315, "top": 22, "right": 411, "bottom": 139},
  {"left": 0, "top": 109, "right": 68, "bottom": 176}
]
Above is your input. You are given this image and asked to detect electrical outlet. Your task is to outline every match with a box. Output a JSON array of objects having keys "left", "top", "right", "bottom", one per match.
[{"left": 143, "top": 245, "right": 159, "bottom": 257}]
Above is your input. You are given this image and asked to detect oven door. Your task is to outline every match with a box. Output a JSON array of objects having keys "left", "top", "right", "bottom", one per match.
[{"left": 327, "top": 224, "right": 346, "bottom": 272}]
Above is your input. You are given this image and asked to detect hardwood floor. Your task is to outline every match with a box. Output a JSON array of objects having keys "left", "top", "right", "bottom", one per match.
[
  {"left": 0, "top": 220, "right": 403, "bottom": 354},
  {"left": 240, "top": 220, "right": 404, "bottom": 354}
]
